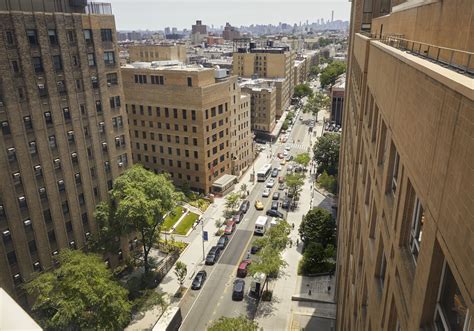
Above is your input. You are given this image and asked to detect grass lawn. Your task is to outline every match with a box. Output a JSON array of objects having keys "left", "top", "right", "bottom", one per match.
[
  {"left": 161, "top": 206, "right": 184, "bottom": 231},
  {"left": 173, "top": 212, "right": 200, "bottom": 235}
]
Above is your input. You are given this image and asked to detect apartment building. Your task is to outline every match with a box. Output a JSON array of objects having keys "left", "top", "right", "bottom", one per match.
[
  {"left": 0, "top": 0, "right": 132, "bottom": 302},
  {"left": 330, "top": 74, "right": 345, "bottom": 126},
  {"left": 336, "top": 0, "right": 473, "bottom": 330},
  {"left": 128, "top": 44, "right": 187, "bottom": 63},
  {"left": 241, "top": 80, "right": 277, "bottom": 136},
  {"left": 233, "top": 41, "right": 295, "bottom": 117},
  {"left": 122, "top": 63, "right": 252, "bottom": 194}
]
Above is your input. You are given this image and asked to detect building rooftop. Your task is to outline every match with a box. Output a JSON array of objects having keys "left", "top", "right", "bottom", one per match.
[
  {"left": 123, "top": 61, "right": 211, "bottom": 72},
  {"left": 333, "top": 74, "right": 346, "bottom": 89},
  {"left": 0, "top": 288, "right": 42, "bottom": 330}
]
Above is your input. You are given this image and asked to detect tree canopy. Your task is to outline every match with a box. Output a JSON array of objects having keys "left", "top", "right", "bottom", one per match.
[
  {"left": 95, "top": 165, "right": 182, "bottom": 273},
  {"left": 225, "top": 192, "right": 241, "bottom": 211},
  {"left": 293, "top": 83, "right": 313, "bottom": 99},
  {"left": 303, "top": 92, "right": 330, "bottom": 116},
  {"left": 299, "top": 208, "right": 336, "bottom": 248},
  {"left": 313, "top": 133, "right": 341, "bottom": 176},
  {"left": 285, "top": 173, "right": 305, "bottom": 202},
  {"left": 208, "top": 315, "right": 260, "bottom": 331},
  {"left": 318, "top": 37, "right": 333, "bottom": 47},
  {"left": 24, "top": 250, "right": 131, "bottom": 330},
  {"left": 320, "top": 61, "right": 346, "bottom": 88},
  {"left": 294, "top": 153, "right": 311, "bottom": 168},
  {"left": 309, "top": 65, "right": 320, "bottom": 77}
]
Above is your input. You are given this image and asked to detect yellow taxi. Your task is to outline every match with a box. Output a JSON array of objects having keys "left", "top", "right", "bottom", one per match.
[
  {"left": 280, "top": 159, "right": 286, "bottom": 165},
  {"left": 254, "top": 200, "right": 264, "bottom": 210}
]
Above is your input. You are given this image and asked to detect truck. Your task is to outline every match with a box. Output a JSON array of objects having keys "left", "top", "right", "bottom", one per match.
[
  {"left": 249, "top": 272, "right": 267, "bottom": 299},
  {"left": 269, "top": 217, "right": 279, "bottom": 228},
  {"left": 254, "top": 216, "right": 269, "bottom": 235},
  {"left": 153, "top": 306, "right": 182, "bottom": 331}
]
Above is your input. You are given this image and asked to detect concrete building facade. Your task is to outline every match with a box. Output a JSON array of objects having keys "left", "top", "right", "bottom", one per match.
[
  {"left": 122, "top": 63, "right": 252, "bottom": 194},
  {"left": 330, "top": 74, "right": 345, "bottom": 126},
  {"left": 0, "top": 0, "right": 132, "bottom": 302},
  {"left": 128, "top": 44, "right": 187, "bottom": 63},
  {"left": 336, "top": 0, "right": 473, "bottom": 330},
  {"left": 222, "top": 22, "right": 240, "bottom": 41},
  {"left": 241, "top": 81, "right": 277, "bottom": 135}
]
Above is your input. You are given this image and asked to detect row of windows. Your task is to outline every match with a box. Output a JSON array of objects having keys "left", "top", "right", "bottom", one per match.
[
  {"left": 132, "top": 130, "right": 200, "bottom": 146},
  {"left": 134, "top": 74, "right": 165, "bottom": 85},
  {"left": 128, "top": 104, "right": 198, "bottom": 120}
]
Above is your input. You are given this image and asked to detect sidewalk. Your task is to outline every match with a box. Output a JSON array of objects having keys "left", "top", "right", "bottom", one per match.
[{"left": 126, "top": 152, "right": 272, "bottom": 330}]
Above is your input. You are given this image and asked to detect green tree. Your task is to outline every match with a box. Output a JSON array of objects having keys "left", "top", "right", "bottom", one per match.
[
  {"left": 225, "top": 192, "right": 240, "bottom": 211},
  {"left": 293, "top": 83, "right": 313, "bottom": 99},
  {"left": 294, "top": 153, "right": 311, "bottom": 168},
  {"left": 318, "top": 171, "right": 337, "bottom": 194},
  {"left": 303, "top": 92, "right": 330, "bottom": 117},
  {"left": 208, "top": 315, "right": 260, "bottom": 331},
  {"left": 285, "top": 173, "right": 305, "bottom": 202},
  {"left": 240, "top": 183, "right": 248, "bottom": 197},
  {"left": 281, "top": 119, "right": 289, "bottom": 131},
  {"left": 313, "top": 133, "right": 341, "bottom": 176},
  {"left": 254, "top": 220, "right": 291, "bottom": 252},
  {"left": 309, "top": 65, "right": 320, "bottom": 77},
  {"left": 174, "top": 261, "right": 187, "bottom": 289},
  {"left": 104, "top": 165, "right": 182, "bottom": 273},
  {"left": 320, "top": 61, "right": 346, "bottom": 88},
  {"left": 299, "top": 207, "right": 336, "bottom": 248},
  {"left": 318, "top": 37, "right": 332, "bottom": 47},
  {"left": 24, "top": 250, "right": 131, "bottom": 330},
  {"left": 299, "top": 242, "right": 336, "bottom": 274},
  {"left": 249, "top": 246, "right": 287, "bottom": 282}
]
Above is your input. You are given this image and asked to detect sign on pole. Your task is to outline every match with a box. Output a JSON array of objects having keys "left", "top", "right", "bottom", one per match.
[{"left": 203, "top": 231, "right": 208, "bottom": 241}]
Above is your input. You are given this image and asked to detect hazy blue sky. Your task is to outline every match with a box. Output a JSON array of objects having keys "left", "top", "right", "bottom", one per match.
[{"left": 107, "top": 0, "right": 351, "bottom": 31}]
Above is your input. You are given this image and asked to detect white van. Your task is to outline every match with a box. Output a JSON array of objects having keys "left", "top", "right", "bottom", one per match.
[{"left": 254, "top": 216, "right": 269, "bottom": 235}]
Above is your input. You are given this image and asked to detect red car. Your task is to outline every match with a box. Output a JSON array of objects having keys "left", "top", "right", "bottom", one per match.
[
  {"left": 225, "top": 220, "right": 236, "bottom": 235},
  {"left": 277, "top": 153, "right": 284, "bottom": 159},
  {"left": 237, "top": 259, "right": 251, "bottom": 277},
  {"left": 278, "top": 176, "right": 284, "bottom": 183}
]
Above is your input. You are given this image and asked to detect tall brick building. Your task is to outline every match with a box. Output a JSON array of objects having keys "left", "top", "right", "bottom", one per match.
[
  {"left": 122, "top": 63, "right": 253, "bottom": 194},
  {"left": 0, "top": 0, "right": 131, "bottom": 303},
  {"left": 336, "top": 0, "right": 473, "bottom": 330}
]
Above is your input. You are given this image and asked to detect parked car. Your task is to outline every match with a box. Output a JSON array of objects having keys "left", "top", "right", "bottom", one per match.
[
  {"left": 239, "top": 200, "right": 250, "bottom": 214},
  {"left": 232, "top": 279, "right": 245, "bottom": 301},
  {"left": 237, "top": 260, "right": 252, "bottom": 278},
  {"left": 217, "top": 235, "right": 229, "bottom": 249},
  {"left": 271, "top": 201, "right": 279, "bottom": 210},
  {"left": 205, "top": 246, "right": 222, "bottom": 265},
  {"left": 278, "top": 176, "right": 285, "bottom": 183},
  {"left": 282, "top": 199, "right": 291, "bottom": 210},
  {"left": 266, "top": 209, "right": 284, "bottom": 218},
  {"left": 278, "top": 183, "right": 286, "bottom": 190},
  {"left": 262, "top": 188, "right": 271, "bottom": 197},
  {"left": 277, "top": 153, "right": 284, "bottom": 159},
  {"left": 191, "top": 270, "right": 207, "bottom": 290},
  {"left": 285, "top": 145, "right": 291, "bottom": 151},
  {"left": 233, "top": 212, "right": 243, "bottom": 224},
  {"left": 271, "top": 168, "right": 279, "bottom": 177},
  {"left": 285, "top": 155, "right": 293, "bottom": 161},
  {"left": 255, "top": 200, "right": 264, "bottom": 210},
  {"left": 272, "top": 192, "right": 280, "bottom": 200},
  {"left": 251, "top": 245, "right": 261, "bottom": 254},
  {"left": 283, "top": 150, "right": 289, "bottom": 157},
  {"left": 280, "top": 159, "right": 286, "bottom": 166},
  {"left": 225, "top": 220, "right": 236, "bottom": 235},
  {"left": 266, "top": 179, "right": 275, "bottom": 188}
]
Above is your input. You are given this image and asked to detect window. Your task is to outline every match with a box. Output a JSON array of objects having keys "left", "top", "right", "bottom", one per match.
[
  {"left": 44, "top": 112, "right": 53, "bottom": 125},
  {"left": 107, "top": 72, "right": 118, "bottom": 85},
  {"left": 7, "top": 147, "right": 16, "bottom": 162},
  {"left": 191, "top": 110, "right": 196, "bottom": 121},
  {"left": 48, "top": 135, "right": 57, "bottom": 148},
  {"left": 434, "top": 261, "right": 470, "bottom": 331},
  {"left": 29, "top": 141, "right": 37, "bottom": 154},
  {"left": 409, "top": 197, "right": 424, "bottom": 263},
  {"left": 67, "top": 30, "right": 75, "bottom": 43},
  {"left": 48, "top": 29, "right": 57, "bottom": 45},
  {"left": 53, "top": 158, "right": 61, "bottom": 169},
  {"left": 151, "top": 75, "right": 164, "bottom": 85},
  {"left": 26, "top": 29, "right": 38, "bottom": 46},
  {"left": 83, "top": 29, "right": 93, "bottom": 43},
  {"left": 11, "top": 60, "right": 19, "bottom": 73},
  {"left": 187, "top": 77, "right": 192, "bottom": 87},
  {"left": 58, "top": 180, "right": 65, "bottom": 191},
  {"left": 104, "top": 51, "right": 115, "bottom": 65},
  {"left": 110, "top": 96, "right": 121, "bottom": 108},
  {"left": 87, "top": 53, "right": 96, "bottom": 66},
  {"left": 52, "top": 55, "right": 62, "bottom": 71},
  {"left": 63, "top": 107, "right": 71, "bottom": 120},
  {"left": 33, "top": 164, "right": 42, "bottom": 177},
  {"left": 5, "top": 30, "right": 15, "bottom": 45},
  {"left": 32, "top": 57, "right": 43, "bottom": 72},
  {"left": 23, "top": 116, "right": 32, "bottom": 130},
  {"left": 1, "top": 121, "right": 11, "bottom": 134},
  {"left": 101, "top": 29, "right": 113, "bottom": 42},
  {"left": 391, "top": 149, "right": 400, "bottom": 194}
]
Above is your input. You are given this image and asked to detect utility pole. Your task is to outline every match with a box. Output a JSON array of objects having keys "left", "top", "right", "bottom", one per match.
[{"left": 200, "top": 216, "right": 205, "bottom": 261}]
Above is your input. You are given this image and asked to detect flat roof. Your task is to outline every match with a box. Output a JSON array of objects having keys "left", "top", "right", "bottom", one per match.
[
  {"left": 123, "top": 61, "right": 211, "bottom": 72},
  {"left": 212, "top": 174, "right": 237, "bottom": 187}
]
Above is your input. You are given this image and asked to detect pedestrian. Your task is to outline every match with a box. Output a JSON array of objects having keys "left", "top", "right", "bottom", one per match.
[
  {"left": 292, "top": 223, "right": 295, "bottom": 229},
  {"left": 296, "top": 238, "right": 299, "bottom": 246}
]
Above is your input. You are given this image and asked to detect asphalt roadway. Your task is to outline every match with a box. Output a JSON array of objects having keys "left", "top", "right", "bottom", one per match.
[{"left": 179, "top": 110, "right": 313, "bottom": 331}]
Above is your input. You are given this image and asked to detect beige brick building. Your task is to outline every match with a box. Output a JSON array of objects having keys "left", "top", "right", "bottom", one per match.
[
  {"left": 336, "top": 0, "right": 473, "bottom": 330},
  {"left": 128, "top": 44, "right": 187, "bottom": 63},
  {"left": 241, "top": 80, "right": 277, "bottom": 135},
  {"left": 122, "top": 63, "right": 252, "bottom": 194},
  {"left": 233, "top": 42, "right": 294, "bottom": 117},
  {"left": 0, "top": 0, "right": 132, "bottom": 303}
]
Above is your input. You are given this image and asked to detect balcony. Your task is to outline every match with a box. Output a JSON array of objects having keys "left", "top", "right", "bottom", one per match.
[{"left": 85, "top": 2, "right": 112, "bottom": 15}]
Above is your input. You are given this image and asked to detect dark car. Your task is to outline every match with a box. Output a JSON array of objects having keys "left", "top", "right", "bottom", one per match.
[
  {"left": 191, "top": 270, "right": 207, "bottom": 290},
  {"left": 272, "top": 192, "right": 280, "bottom": 200},
  {"left": 239, "top": 200, "right": 250, "bottom": 214},
  {"left": 282, "top": 199, "right": 291, "bottom": 210},
  {"left": 217, "top": 235, "right": 229, "bottom": 249},
  {"left": 232, "top": 212, "right": 244, "bottom": 224},
  {"left": 266, "top": 209, "right": 284, "bottom": 218},
  {"left": 251, "top": 245, "right": 261, "bottom": 254},
  {"left": 271, "top": 201, "right": 279, "bottom": 211},
  {"left": 205, "top": 246, "right": 221, "bottom": 265},
  {"left": 271, "top": 168, "right": 279, "bottom": 177},
  {"left": 232, "top": 279, "right": 245, "bottom": 301},
  {"left": 237, "top": 260, "right": 251, "bottom": 278}
]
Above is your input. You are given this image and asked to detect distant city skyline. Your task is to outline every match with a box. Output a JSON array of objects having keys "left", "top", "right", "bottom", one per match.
[{"left": 107, "top": 0, "right": 351, "bottom": 30}]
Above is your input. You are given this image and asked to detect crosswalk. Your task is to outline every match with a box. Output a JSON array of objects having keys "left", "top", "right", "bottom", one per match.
[{"left": 273, "top": 142, "right": 308, "bottom": 151}]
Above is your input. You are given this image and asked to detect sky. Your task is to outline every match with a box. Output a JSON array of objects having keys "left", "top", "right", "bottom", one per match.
[{"left": 107, "top": 0, "right": 351, "bottom": 31}]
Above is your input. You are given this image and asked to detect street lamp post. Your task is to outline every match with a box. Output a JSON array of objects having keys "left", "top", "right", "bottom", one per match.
[{"left": 200, "top": 216, "right": 205, "bottom": 261}]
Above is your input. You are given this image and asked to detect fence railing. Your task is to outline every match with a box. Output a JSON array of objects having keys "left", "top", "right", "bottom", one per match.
[{"left": 379, "top": 34, "right": 473, "bottom": 76}]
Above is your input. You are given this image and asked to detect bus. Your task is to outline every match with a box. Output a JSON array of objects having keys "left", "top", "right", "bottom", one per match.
[
  {"left": 257, "top": 164, "right": 272, "bottom": 182},
  {"left": 153, "top": 306, "right": 182, "bottom": 331}
]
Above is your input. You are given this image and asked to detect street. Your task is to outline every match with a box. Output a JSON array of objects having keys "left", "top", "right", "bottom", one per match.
[{"left": 179, "top": 106, "right": 317, "bottom": 331}]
